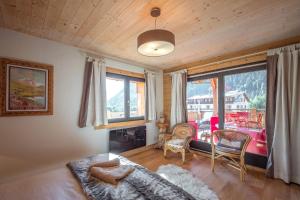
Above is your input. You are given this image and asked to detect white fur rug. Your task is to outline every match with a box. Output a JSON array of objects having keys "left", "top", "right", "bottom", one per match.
[{"left": 157, "top": 164, "right": 219, "bottom": 200}]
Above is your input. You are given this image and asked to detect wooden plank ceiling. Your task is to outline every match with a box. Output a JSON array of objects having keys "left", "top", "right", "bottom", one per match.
[{"left": 0, "top": 0, "right": 300, "bottom": 69}]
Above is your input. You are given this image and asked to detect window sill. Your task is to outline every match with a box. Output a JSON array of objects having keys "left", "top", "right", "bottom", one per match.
[{"left": 95, "top": 120, "right": 146, "bottom": 130}]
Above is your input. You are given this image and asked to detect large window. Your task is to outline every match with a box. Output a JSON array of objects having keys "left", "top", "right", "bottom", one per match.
[
  {"left": 106, "top": 73, "right": 145, "bottom": 122},
  {"left": 187, "top": 63, "right": 267, "bottom": 159}
]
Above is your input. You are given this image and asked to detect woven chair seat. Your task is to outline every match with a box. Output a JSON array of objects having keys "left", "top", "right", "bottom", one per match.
[
  {"left": 166, "top": 139, "right": 185, "bottom": 148},
  {"left": 215, "top": 145, "right": 241, "bottom": 155}
]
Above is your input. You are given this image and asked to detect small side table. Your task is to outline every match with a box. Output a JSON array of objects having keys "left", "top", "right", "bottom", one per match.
[{"left": 156, "top": 122, "right": 170, "bottom": 149}]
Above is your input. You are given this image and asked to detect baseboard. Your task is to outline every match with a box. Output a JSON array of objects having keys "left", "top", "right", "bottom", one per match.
[{"left": 121, "top": 144, "right": 157, "bottom": 157}]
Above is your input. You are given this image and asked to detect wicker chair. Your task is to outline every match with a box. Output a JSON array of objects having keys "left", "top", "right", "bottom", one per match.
[
  {"left": 211, "top": 130, "right": 251, "bottom": 181},
  {"left": 164, "top": 123, "right": 196, "bottom": 163}
]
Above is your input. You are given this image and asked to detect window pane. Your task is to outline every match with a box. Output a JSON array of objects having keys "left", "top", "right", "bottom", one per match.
[
  {"left": 106, "top": 77, "right": 125, "bottom": 119},
  {"left": 187, "top": 78, "right": 218, "bottom": 144},
  {"left": 224, "top": 70, "right": 267, "bottom": 156},
  {"left": 129, "top": 80, "right": 145, "bottom": 118}
]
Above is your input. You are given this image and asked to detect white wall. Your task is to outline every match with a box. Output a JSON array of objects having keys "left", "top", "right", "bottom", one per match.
[{"left": 0, "top": 28, "right": 163, "bottom": 182}]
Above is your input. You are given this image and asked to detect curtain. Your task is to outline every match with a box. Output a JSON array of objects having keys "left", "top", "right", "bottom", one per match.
[
  {"left": 78, "top": 60, "right": 93, "bottom": 127},
  {"left": 78, "top": 57, "right": 108, "bottom": 127},
  {"left": 170, "top": 69, "right": 188, "bottom": 128},
  {"left": 145, "top": 70, "right": 157, "bottom": 121},
  {"left": 267, "top": 43, "right": 300, "bottom": 184},
  {"left": 265, "top": 54, "right": 278, "bottom": 177}
]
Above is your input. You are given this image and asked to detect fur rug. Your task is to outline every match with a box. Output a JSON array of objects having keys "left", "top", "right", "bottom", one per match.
[{"left": 157, "top": 164, "right": 219, "bottom": 200}]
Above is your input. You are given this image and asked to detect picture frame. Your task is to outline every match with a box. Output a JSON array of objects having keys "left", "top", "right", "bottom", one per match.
[{"left": 0, "top": 58, "right": 53, "bottom": 116}]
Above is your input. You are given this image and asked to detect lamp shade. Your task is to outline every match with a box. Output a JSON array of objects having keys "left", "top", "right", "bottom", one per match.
[{"left": 137, "top": 29, "right": 175, "bottom": 56}]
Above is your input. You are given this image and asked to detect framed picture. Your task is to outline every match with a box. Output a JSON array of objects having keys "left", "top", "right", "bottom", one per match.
[{"left": 0, "top": 58, "right": 53, "bottom": 116}]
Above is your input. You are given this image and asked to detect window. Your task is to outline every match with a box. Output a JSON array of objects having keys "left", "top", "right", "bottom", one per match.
[
  {"left": 187, "top": 64, "right": 267, "bottom": 158},
  {"left": 106, "top": 76, "right": 125, "bottom": 119},
  {"left": 106, "top": 73, "right": 145, "bottom": 122}
]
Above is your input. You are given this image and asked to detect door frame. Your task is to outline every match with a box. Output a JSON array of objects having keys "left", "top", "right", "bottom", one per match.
[{"left": 187, "top": 61, "right": 267, "bottom": 168}]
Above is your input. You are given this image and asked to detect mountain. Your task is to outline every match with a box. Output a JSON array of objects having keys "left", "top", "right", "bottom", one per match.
[
  {"left": 224, "top": 70, "right": 266, "bottom": 100},
  {"left": 107, "top": 85, "right": 137, "bottom": 112},
  {"left": 187, "top": 70, "right": 266, "bottom": 100}
]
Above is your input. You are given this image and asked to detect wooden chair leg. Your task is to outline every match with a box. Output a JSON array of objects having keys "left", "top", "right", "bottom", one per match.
[
  {"left": 187, "top": 148, "right": 194, "bottom": 158},
  {"left": 211, "top": 146, "right": 215, "bottom": 172},
  {"left": 164, "top": 145, "right": 167, "bottom": 158},
  {"left": 182, "top": 150, "right": 185, "bottom": 163},
  {"left": 240, "top": 168, "right": 244, "bottom": 181},
  {"left": 240, "top": 157, "right": 245, "bottom": 181}
]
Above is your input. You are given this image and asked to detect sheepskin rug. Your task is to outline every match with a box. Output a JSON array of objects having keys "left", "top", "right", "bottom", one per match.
[{"left": 157, "top": 164, "right": 219, "bottom": 200}]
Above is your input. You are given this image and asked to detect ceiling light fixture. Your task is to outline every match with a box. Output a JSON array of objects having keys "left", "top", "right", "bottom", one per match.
[{"left": 137, "top": 7, "right": 175, "bottom": 57}]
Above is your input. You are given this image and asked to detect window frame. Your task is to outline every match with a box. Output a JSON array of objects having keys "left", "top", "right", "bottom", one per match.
[
  {"left": 106, "top": 72, "right": 145, "bottom": 123},
  {"left": 187, "top": 62, "right": 268, "bottom": 168},
  {"left": 187, "top": 62, "right": 266, "bottom": 129}
]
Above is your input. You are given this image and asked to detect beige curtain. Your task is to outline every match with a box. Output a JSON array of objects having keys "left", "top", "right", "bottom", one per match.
[
  {"left": 267, "top": 43, "right": 300, "bottom": 184},
  {"left": 170, "top": 69, "right": 188, "bottom": 128},
  {"left": 78, "top": 57, "right": 107, "bottom": 127},
  {"left": 145, "top": 70, "right": 157, "bottom": 121}
]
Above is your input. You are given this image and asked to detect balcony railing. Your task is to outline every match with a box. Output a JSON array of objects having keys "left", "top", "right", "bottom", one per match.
[{"left": 188, "top": 108, "right": 266, "bottom": 129}]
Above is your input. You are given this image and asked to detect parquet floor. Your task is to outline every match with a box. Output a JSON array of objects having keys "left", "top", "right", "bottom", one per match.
[{"left": 126, "top": 149, "right": 300, "bottom": 200}]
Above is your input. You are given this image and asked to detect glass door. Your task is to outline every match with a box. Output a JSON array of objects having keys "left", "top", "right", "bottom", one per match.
[
  {"left": 224, "top": 70, "right": 267, "bottom": 157},
  {"left": 186, "top": 63, "right": 267, "bottom": 168},
  {"left": 187, "top": 77, "right": 219, "bottom": 144}
]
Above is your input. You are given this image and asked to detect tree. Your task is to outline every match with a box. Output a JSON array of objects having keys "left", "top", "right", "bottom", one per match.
[{"left": 249, "top": 95, "right": 266, "bottom": 109}]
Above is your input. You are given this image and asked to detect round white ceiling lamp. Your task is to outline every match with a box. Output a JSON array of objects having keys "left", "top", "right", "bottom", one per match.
[{"left": 137, "top": 7, "right": 175, "bottom": 57}]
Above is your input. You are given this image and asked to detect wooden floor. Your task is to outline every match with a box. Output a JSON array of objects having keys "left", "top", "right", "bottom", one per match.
[{"left": 125, "top": 149, "right": 300, "bottom": 200}]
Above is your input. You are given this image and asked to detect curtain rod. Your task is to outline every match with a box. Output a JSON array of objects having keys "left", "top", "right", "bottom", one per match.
[
  {"left": 78, "top": 49, "right": 161, "bottom": 72},
  {"left": 144, "top": 69, "right": 158, "bottom": 74}
]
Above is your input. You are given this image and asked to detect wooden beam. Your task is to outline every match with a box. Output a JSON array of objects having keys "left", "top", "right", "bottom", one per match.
[
  {"left": 164, "top": 35, "right": 300, "bottom": 73},
  {"left": 106, "top": 66, "right": 144, "bottom": 79},
  {"left": 187, "top": 53, "right": 266, "bottom": 75}
]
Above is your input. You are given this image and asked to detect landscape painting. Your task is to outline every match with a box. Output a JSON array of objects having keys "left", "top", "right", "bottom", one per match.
[
  {"left": 0, "top": 58, "right": 53, "bottom": 116},
  {"left": 8, "top": 65, "right": 47, "bottom": 111}
]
